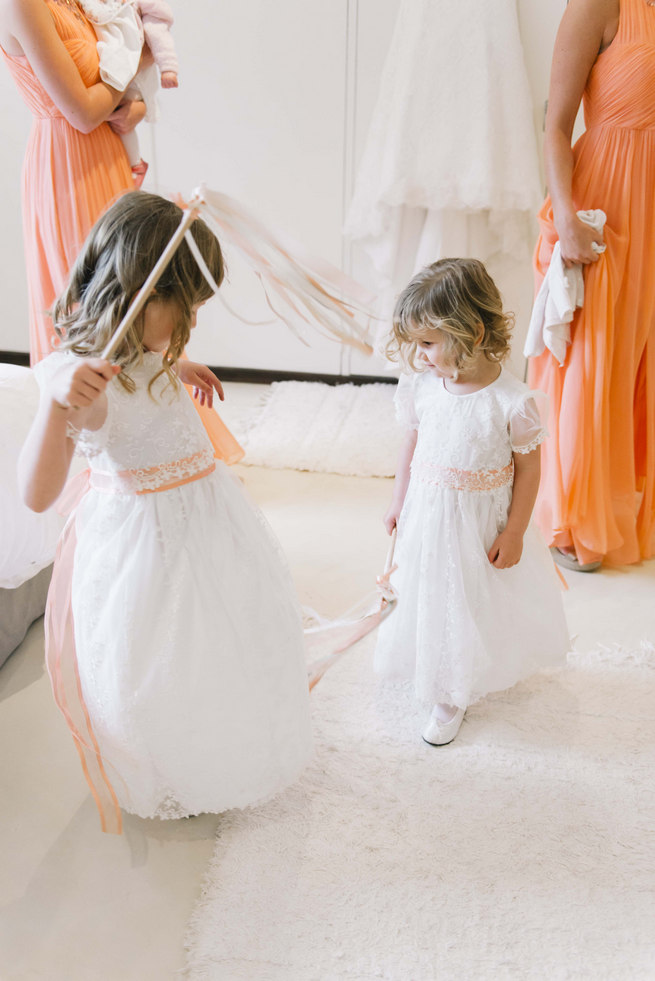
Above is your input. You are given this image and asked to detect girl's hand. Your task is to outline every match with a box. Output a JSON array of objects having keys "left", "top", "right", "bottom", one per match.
[
  {"left": 556, "top": 212, "right": 604, "bottom": 267},
  {"left": 487, "top": 528, "right": 523, "bottom": 569},
  {"left": 383, "top": 503, "right": 402, "bottom": 536},
  {"left": 108, "top": 99, "right": 146, "bottom": 135},
  {"left": 177, "top": 361, "right": 225, "bottom": 408},
  {"left": 50, "top": 358, "right": 120, "bottom": 410}
]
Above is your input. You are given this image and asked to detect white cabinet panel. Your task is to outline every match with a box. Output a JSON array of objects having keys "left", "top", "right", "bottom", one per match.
[
  {"left": 0, "top": 78, "right": 32, "bottom": 353},
  {"left": 152, "top": 0, "right": 348, "bottom": 374}
]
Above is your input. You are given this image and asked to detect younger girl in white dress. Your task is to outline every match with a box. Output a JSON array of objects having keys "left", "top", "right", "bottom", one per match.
[
  {"left": 376, "top": 258, "right": 569, "bottom": 745},
  {"left": 19, "top": 191, "right": 312, "bottom": 832}
]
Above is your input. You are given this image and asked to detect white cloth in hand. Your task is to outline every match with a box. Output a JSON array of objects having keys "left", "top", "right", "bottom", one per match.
[{"left": 524, "top": 209, "right": 606, "bottom": 366}]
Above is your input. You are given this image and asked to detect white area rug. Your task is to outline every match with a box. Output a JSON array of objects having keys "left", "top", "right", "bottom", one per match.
[
  {"left": 236, "top": 381, "right": 402, "bottom": 477},
  {"left": 183, "top": 638, "right": 655, "bottom": 980}
]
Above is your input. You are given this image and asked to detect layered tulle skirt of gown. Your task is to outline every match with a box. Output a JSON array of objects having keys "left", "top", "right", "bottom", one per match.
[
  {"left": 71, "top": 464, "right": 313, "bottom": 820},
  {"left": 375, "top": 480, "right": 570, "bottom": 710}
]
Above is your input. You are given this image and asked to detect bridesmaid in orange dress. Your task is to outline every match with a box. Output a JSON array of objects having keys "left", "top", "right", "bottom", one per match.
[
  {"left": 0, "top": 0, "right": 243, "bottom": 462},
  {"left": 530, "top": 0, "right": 655, "bottom": 569}
]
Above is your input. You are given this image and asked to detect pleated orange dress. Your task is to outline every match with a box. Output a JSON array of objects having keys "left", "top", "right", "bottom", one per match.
[
  {"left": 1, "top": 1, "right": 243, "bottom": 463},
  {"left": 530, "top": 0, "right": 655, "bottom": 566}
]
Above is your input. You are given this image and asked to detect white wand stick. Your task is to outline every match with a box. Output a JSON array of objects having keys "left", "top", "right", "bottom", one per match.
[{"left": 100, "top": 197, "right": 203, "bottom": 362}]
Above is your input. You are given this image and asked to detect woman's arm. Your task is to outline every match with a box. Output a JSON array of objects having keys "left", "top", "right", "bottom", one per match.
[
  {"left": 2, "top": 0, "right": 128, "bottom": 132},
  {"left": 544, "top": 0, "right": 619, "bottom": 266},
  {"left": 383, "top": 428, "right": 417, "bottom": 535},
  {"left": 18, "top": 358, "right": 118, "bottom": 512},
  {"left": 487, "top": 447, "right": 541, "bottom": 569}
]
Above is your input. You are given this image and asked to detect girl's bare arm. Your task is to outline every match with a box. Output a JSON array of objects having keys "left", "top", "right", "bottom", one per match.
[
  {"left": 383, "top": 428, "right": 418, "bottom": 534},
  {"left": 18, "top": 358, "right": 118, "bottom": 512},
  {"left": 487, "top": 446, "right": 541, "bottom": 569}
]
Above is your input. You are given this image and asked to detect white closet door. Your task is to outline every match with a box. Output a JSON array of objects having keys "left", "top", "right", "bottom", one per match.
[
  {"left": 0, "top": 80, "right": 31, "bottom": 353},
  {"left": 152, "top": 0, "right": 347, "bottom": 374},
  {"left": 343, "top": 0, "right": 401, "bottom": 378}
]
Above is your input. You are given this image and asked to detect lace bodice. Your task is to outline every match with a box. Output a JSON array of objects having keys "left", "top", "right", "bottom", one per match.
[
  {"left": 395, "top": 367, "right": 546, "bottom": 485},
  {"left": 35, "top": 352, "right": 214, "bottom": 490}
]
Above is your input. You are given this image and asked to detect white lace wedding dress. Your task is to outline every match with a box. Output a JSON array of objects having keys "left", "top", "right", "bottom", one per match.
[
  {"left": 35, "top": 351, "right": 312, "bottom": 820},
  {"left": 345, "top": 0, "right": 542, "bottom": 359},
  {"left": 375, "top": 368, "right": 570, "bottom": 709}
]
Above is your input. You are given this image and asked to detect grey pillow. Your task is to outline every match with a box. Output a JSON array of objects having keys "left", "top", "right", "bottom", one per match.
[{"left": 0, "top": 565, "right": 52, "bottom": 669}]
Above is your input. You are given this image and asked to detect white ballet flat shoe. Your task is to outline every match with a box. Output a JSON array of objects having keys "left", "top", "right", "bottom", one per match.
[{"left": 421, "top": 707, "right": 465, "bottom": 746}]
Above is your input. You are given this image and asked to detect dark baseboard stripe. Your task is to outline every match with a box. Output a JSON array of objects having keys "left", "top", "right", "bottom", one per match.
[
  {"left": 0, "top": 351, "right": 29, "bottom": 367},
  {"left": 0, "top": 351, "right": 394, "bottom": 386}
]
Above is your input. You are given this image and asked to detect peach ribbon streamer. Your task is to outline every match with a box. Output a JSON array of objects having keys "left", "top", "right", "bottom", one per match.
[
  {"left": 306, "top": 529, "right": 397, "bottom": 690},
  {"left": 45, "top": 469, "right": 124, "bottom": 834}
]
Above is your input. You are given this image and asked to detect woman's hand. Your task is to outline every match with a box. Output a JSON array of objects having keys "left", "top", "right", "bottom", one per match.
[
  {"left": 556, "top": 212, "right": 604, "bottom": 267},
  {"left": 176, "top": 361, "right": 224, "bottom": 408},
  {"left": 108, "top": 99, "right": 146, "bottom": 135},
  {"left": 50, "top": 358, "right": 120, "bottom": 410},
  {"left": 487, "top": 528, "right": 524, "bottom": 569}
]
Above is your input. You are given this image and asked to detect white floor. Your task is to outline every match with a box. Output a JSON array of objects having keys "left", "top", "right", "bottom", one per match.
[{"left": 1, "top": 382, "right": 654, "bottom": 980}]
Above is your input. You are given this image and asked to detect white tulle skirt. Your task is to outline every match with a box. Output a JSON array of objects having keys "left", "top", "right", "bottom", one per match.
[
  {"left": 375, "top": 481, "right": 570, "bottom": 709},
  {"left": 71, "top": 463, "right": 313, "bottom": 820}
]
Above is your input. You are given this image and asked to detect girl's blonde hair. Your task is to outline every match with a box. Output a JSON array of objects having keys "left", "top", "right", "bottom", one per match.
[
  {"left": 385, "top": 258, "right": 513, "bottom": 372},
  {"left": 52, "top": 191, "right": 225, "bottom": 393}
]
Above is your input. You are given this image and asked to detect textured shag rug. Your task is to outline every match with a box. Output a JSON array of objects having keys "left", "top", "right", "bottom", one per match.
[
  {"left": 183, "top": 637, "right": 655, "bottom": 981},
  {"left": 236, "top": 381, "right": 403, "bottom": 477}
]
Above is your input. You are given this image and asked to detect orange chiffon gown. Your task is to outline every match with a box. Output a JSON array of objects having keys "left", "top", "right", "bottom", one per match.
[
  {"left": 530, "top": 0, "right": 655, "bottom": 566},
  {"left": 1, "top": 1, "right": 243, "bottom": 463}
]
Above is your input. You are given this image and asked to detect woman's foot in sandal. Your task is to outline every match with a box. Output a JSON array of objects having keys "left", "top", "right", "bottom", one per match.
[{"left": 550, "top": 546, "right": 602, "bottom": 573}]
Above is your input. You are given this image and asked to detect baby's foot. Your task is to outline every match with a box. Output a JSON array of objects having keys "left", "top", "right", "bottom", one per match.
[{"left": 421, "top": 704, "right": 465, "bottom": 746}]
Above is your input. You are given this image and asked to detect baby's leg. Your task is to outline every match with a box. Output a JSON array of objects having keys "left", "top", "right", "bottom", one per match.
[
  {"left": 121, "top": 129, "right": 141, "bottom": 167},
  {"left": 122, "top": 83, "right": 148, "bottom": 187}
]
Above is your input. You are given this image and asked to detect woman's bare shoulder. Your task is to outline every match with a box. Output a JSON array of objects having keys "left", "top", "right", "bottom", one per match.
[
  {"left": 0, "top": 0, "right": 54, "bottom": 53},
  {"left": 560, "top": 0, "right": 620, "bottom": 51}
]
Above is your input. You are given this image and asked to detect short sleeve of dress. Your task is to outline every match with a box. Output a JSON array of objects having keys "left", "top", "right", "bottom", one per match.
[
  {"left": 32, "top": 352, "right": 83, "bottom": 448},
  {"left": 508, "top": 392, "right": 548, "bottom": 454},
  {"left": 32, "top": 351, "right": 69, "bottom": 390},
  {"left": 394, "top": 373, "right": 419, "bottom": 431}
]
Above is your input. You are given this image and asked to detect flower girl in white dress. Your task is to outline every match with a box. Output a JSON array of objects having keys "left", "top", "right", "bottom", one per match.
[
  {"left": 376, "top": 258, "right": 570, "bottom": 746},
  {"left": 19, "top": 191, "right": 312, "bottom": 832}
]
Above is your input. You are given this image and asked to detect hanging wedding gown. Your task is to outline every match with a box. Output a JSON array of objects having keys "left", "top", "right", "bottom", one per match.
[{"left": 345, "top": 0, "right": 542, "bottom": 359}]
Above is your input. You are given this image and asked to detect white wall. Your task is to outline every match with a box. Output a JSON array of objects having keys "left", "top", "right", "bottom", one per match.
[{"left": 0, "top": 0, "right": 566, "bottom": 372}]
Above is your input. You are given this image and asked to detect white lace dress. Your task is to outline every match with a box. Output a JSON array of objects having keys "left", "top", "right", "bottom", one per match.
[
  {"left": 375, "top": 368, "right": 570, "bottom": 709},
  {"left": 35, "top": 352, "right": 312, "bottom": 820},
  {"left": 344, "top": 0, "right": 542, "bottom": 363}
]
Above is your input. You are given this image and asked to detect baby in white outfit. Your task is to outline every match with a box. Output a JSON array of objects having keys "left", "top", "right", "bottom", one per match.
[{"left": 79, "top": 0, "right": 179, "bottom": 185}]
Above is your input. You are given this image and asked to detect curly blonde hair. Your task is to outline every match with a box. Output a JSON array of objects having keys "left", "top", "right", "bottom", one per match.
[
  {"left": 52, "top": 191, "right": 224, "bottom": 395},
  {"left": 385, "top": 258, "right": 514, "bottom": 373}
]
